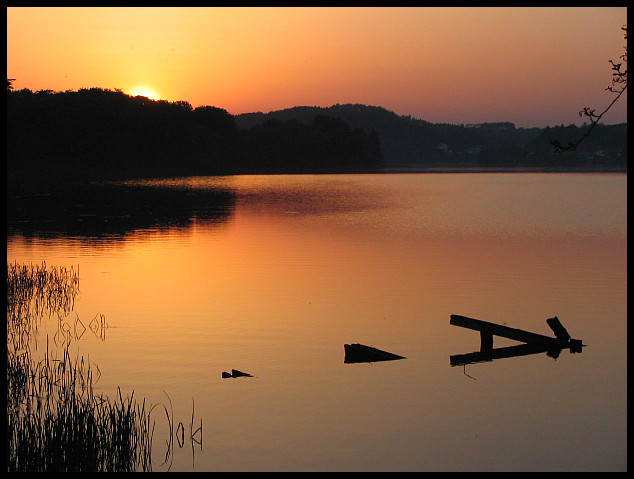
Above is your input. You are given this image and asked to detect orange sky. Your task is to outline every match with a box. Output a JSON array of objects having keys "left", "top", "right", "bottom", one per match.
[{"left": 7, "top": 7, "right": 627, "bottom": 128}]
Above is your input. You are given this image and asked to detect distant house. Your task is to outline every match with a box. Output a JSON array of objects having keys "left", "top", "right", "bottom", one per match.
[{"left": 465, "top": 122, "right": 515, "bottom": 130}]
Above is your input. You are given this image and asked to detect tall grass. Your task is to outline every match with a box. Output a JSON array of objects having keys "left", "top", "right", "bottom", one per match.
[
  {"left": 7, "top": 345, "right": 155, "bottom": 471},
  {"left": 7, "top": 261, "right": 79, "bottom": 353},
  {"left": 7, "top": 262, "right": 155, "bottom": 471}
]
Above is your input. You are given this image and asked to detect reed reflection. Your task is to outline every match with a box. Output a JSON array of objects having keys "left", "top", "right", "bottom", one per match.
[{"left": 6, "top": 261, "right": 202, "bottom": 471}]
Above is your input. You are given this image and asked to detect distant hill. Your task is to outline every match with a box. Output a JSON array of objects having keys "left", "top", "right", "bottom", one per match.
[
  {"left": 236, "top": 104, "right": 436, "bottom": 165},
  {"left": 236, "top": 104, "right": 626, "bottom": 170}
]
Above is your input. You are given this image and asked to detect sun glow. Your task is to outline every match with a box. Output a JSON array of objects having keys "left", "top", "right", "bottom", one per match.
[
  {"left": 6, "top": 7, "right": 628, "bottom": 127},
  {"left": 127, "top": 86, "right": 161, "bottom": 101}
]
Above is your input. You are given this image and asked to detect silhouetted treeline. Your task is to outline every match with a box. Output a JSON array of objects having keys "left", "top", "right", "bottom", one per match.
[
  {"left": 7, "top": 88, "right": 240, "bottom": 179},
  {"left": 7, "top": 88, "right": 626, "bottom": 182},
  {"left": 236, "top": 104, "right": 627, "bottom": 170},
  {"left": 7, "top": 88, "right": 384, "bottom": 181},
  {"left": 238, "top": 115, "right": 383, "bottom": 173},
  {"left": 521, "top": 123, "right": 627, "bottom": 168}
]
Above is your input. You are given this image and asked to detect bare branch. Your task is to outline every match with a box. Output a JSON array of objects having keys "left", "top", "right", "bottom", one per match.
[{"left": 552, "top": 25, "right": 627, "bottom": 152}]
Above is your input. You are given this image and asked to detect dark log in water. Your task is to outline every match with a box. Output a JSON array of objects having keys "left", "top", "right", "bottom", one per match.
[
  {"left": 344, "top": 343, "right": 406, "bottom": 363},
  {"left": 222, "top": 369, "right": 253, "bottom": 378}
]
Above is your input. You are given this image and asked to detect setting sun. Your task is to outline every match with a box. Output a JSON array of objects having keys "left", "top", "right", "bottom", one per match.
[{"left": 127, "top": 85, "right": 161, "bottom": 100}]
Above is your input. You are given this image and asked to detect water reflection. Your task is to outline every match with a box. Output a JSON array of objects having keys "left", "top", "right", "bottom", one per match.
[
  {"left": 6, "top": 261, "right": 204, "bottom": 471},
  {"left": 7, "top": 173, "right": 627, "bottom": 471},
  {"left": 7, "top": 180, "right": 235, "bottom": 240},
  {"left": 6, "top": 175, "right": 390, "bottom": 243},
  {"left": 52, "top": 312, "right": 109, "bottom": 348}
]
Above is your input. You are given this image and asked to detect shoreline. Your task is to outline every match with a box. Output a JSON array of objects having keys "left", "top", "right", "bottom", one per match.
[
  {"left": 7, "top": 165, "right": 627, "bottom": 189},
  {"left": 380, "top": 165, "right": 627, "bottom": 174}
]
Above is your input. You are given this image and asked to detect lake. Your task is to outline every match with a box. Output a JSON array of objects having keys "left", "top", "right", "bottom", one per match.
[{"left": 6, "top": 173, "right": 627, "bottom": 471}]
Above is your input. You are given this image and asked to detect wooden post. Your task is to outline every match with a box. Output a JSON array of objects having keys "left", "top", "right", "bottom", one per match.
[{"left": 480, "top": 330, "right": 493, "bottom": 351}]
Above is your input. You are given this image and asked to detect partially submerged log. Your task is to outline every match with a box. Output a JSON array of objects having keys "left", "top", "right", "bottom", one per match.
[
  {"left": 222, "top": 369, "right": 253, "bottom": 378},
  {"left": 344, "top": 343, "right": 406, "bottom": 363}
]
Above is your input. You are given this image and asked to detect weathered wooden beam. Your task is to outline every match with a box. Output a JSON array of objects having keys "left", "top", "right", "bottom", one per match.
[
  {"left": 450, "top": 342, "right": 561, "bottom": 367},
  {"left": 450, "top": 314, "right": 563, "bottom": 346},
  {"left": 546, "top": 316, "right": 571, "bottom": 341},
  {"left": 450, "top": 315, "right": 584, "bottom": 366}
]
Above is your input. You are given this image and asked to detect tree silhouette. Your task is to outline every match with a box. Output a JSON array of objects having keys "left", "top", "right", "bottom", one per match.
[
  {"left": 6, "top": 86, "right": 384, "bottom": 180},
  {"left": 7, "top": 78, "right": 15, "bottom": 104},
  {"left": 553, "top": 25, "right": 627, "bottom": 152}
]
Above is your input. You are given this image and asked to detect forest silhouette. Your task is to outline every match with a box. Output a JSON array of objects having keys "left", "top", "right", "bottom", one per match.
[
  {"left": 7, "top": 87, "right": 383, "bottom": 181},
  {"left": 7, "top": 85, "right": 626, "bottom": 182},
  {"left": 236, "top": 104, "right": 626, "bottom": 170}
]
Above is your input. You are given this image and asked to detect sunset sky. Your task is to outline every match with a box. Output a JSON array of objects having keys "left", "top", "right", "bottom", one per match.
[{"left": 7, "top": 7, "right": 627, "bottom": 128}]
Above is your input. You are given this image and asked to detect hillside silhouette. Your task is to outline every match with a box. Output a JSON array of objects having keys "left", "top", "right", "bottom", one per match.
[
  {"left": 236, "top": 104, "right": 626, "bottom": 170},
  {"left": 7, "top": 87, "right": 626, "bottom": 183}
]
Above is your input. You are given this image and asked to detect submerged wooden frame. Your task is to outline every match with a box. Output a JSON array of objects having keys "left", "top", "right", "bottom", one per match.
[{"left": 449, "top": 314, "right": 584, "bottom": 366}]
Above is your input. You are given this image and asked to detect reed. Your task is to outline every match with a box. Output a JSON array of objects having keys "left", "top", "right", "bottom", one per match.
[
  {"left": 6, "top": 262, "right": 155, "bottom": 471},
  {"left": 7, "top": 261, "right": 79, "bottom": 353},
  {"left": 7, "top": 346, "right": 155, "bottom": 471}
]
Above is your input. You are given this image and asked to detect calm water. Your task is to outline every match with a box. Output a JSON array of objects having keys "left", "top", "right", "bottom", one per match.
[{"left": 7, "top": 173, "right": 627, "bottom": 471}]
